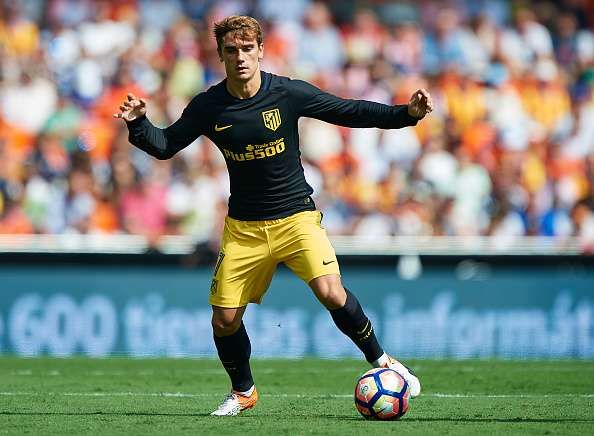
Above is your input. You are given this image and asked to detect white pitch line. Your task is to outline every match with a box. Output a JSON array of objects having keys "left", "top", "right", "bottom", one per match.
[
  {"left": 0, "top": 392, "right": 593, "bottom": 399},
  {"left": 7, "top": 367, "right": 368, "bottom": 376}
]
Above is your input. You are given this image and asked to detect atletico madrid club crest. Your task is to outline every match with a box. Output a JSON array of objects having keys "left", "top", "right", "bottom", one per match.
[{"left": 262, "top": 108, "right": 281, "bottom": 131}]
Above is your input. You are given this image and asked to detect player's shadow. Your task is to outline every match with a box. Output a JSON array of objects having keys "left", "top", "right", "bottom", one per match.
[
  {"left": 230, "top": 413, "right": 594, "bottom": 423},
  {"left": 244, "top": 413, "right": 594, "bottom": 423}
]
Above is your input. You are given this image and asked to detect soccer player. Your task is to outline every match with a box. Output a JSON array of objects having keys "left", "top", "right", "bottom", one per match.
[{"left": 115, "top": 15, "right": 433, "bottom": 416}]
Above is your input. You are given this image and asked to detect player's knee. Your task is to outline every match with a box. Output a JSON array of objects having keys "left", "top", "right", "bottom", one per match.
[
  {"left": 311, "top": 276, "right": 346, "bottom": 310},
  {"left": 323, "top": 288, "right": 347, "bottom": 309},
  {"left": 211, "top": 315, "right": 241, "bottom": 337}
]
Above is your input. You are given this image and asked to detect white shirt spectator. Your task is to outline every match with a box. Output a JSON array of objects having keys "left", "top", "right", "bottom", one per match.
[
  {"left": 452, "top": 161, "right": 492, "bottom": 234},
  {"left": 457, "top": 27, "right": 490, "bottom": 76},
  {"left": 78, "top": 19, "right": 136, "bottom": 58},
  {"left": 74, "top": 57, "right": 103, "bottom": 101},
  {"left": 349, "top": 128, "right": 385, "bottom": 182},
  {"left": 45, "top": 28, "right": 81, "bottom": 72},
  {"left": 2, "top": 76, "right": 57, "bottom": 133},
  {"left": 418, "top": 145, "right": 458, "bottom": 197},
  {"left": 520, "top": 21, "right": 553, "bottom": 58},
  {"left": 299, "top": 118, "right": 343, "bottom": 162},
  {"left": 381, "top": 127, "right": 422, "bottom": 171},
  {"left": 486, "top": 85, "right": 532, "bottom": 151},
  {"left": 501, "top": 10, "right": 553, "bottom": 70},
  {"left": 576, "top": 30, "right": 594, "bottom": 64}
]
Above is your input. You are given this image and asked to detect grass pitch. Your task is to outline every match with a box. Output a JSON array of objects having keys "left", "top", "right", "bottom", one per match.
[{"left": 0, "top": 358, "right": 593, "bottom": 435}]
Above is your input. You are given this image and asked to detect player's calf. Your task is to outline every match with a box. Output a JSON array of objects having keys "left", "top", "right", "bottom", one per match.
[{"left": 328, "top": 288, "right": 384, "bottom": 363}]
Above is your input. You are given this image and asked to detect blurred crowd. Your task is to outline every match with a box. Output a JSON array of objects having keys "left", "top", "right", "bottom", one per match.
[{"left": 1, "top": 0, "right": 594, "bottom": 251}]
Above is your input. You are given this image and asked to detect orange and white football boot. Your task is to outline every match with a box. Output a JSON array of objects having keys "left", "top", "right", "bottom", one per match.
[{"left": 210, "top": 387, "right": 259, "bottom": 416}]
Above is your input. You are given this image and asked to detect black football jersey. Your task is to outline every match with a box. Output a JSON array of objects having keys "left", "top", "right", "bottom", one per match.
[{"left": 126, "top": 71, "right": 418, "bottom": 220}]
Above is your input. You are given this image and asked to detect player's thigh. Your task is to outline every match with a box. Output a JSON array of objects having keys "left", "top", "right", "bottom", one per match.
[
  {"left": 209, "top": 219, "right": 277, "bottom": 308},
  {"left": 275, "top": 211, "right": 340, "bottom": 283}
]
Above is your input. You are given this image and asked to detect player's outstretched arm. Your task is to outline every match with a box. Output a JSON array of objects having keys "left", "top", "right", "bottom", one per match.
[
  {"left": 287, "top": 79, "right": 430, "bottom": 129},
  {"left": 407, "top": 88, "right": 433, "bottom": 120},
  {"left": 114, "top": 92, "right": 203, "bottom": 160}
]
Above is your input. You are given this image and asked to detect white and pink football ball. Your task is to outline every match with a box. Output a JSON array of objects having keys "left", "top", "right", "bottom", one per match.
[{"left": 354, "top": 367, "right": 410, "bottom": 420}]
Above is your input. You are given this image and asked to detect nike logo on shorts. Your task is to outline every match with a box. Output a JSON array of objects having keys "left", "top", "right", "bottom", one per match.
[{"left": 322, "top": 260, "right": 335, "bottom": 265}]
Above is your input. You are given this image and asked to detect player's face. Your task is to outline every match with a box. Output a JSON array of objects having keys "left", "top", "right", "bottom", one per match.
[{"left": 220, "top": 33, "right": 263, "bottom": 83}]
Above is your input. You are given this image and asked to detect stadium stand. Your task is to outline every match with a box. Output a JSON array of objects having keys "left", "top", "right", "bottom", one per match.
[{"left": 0, "top": 0, "right": 593, "bottom": 254}]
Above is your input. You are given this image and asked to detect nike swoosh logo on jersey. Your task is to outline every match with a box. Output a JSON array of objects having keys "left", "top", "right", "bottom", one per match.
[
  {"left": 214, "top": 124, "right": 233, "bottom": 132},
  {"left": 322, "top": 260, "right": 335, "bottom": 265}
]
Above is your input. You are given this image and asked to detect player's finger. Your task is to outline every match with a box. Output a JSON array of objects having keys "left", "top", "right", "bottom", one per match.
[
  {"left": 419, "top": 88, "right": 430, "bottom": 98},
  {"left": 123, "top": 101, "right": 133, "bottom": 108},
  {"left": 113, "top": 113, "right": 122, "bottom": 118},
  {"left": 120, "top": 105, "right": 128, "bottom": 111},
  {"left": 127, "top": 93, "right": 136, "bottom": 101}
]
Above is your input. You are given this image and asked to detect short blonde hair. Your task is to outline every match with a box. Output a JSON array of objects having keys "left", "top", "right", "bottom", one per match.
[{"left": 213, "top": 15, "right": 264, "bottom": 55}]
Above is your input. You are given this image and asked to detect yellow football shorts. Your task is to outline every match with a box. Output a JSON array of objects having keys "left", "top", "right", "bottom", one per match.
[{"left": 208, "top": 210, "right": 340, "bottom": 308}]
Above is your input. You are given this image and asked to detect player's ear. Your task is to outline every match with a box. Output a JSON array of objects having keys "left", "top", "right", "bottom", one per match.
[{"left": 258, "top": 43, "right": 264, "bottom": 60}]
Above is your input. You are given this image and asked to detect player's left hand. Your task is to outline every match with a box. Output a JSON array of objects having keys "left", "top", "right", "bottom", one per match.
[{"left": 407, "top": 89, "right": 433, "bottom": 119}]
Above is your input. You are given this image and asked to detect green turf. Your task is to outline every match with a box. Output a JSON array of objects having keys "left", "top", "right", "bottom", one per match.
[{"left": 0, "top": 358, "right": 593, "bottom": 435}]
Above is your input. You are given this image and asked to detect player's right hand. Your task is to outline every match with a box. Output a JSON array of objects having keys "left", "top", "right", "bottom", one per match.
[{"left": 113, "top": 93, "right": 147, "bottom": 122}]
